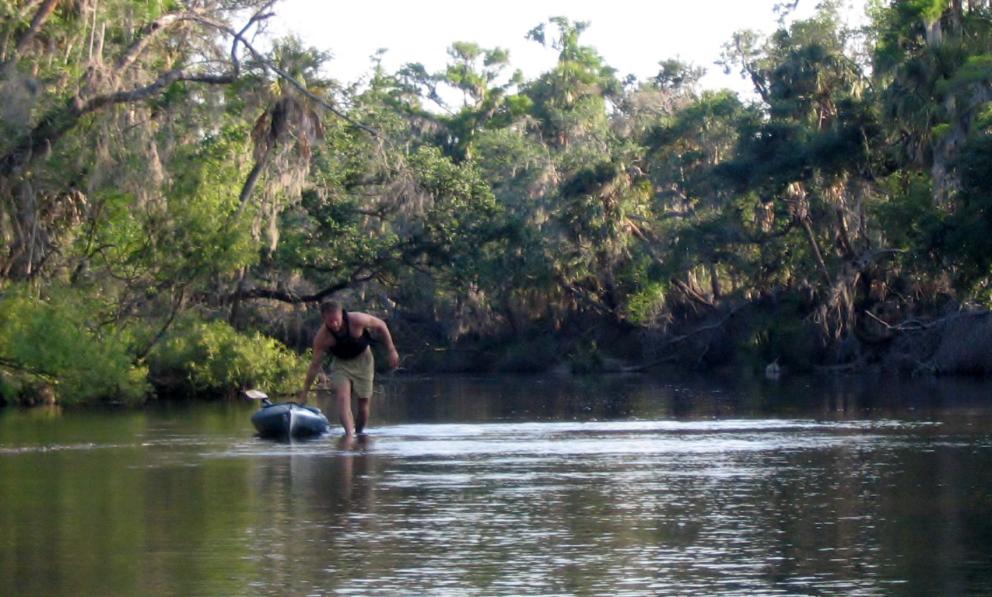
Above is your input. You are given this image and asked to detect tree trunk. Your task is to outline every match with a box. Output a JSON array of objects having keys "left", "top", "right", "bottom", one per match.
[
  {"left": 800, "top": 215, "right": 832, "bottom": 286},
  {"left": 228, "top": 148, "right": 274, "bottom": 325},
  {"left": 925, "top": 18, "right": 943, "bottom": 46},
  {"left": 234, "top": 154, "right": 269, "bottom": 218},
  {"left": 709, "top": 261, "right": 722, "bottom": 300},
  {"left": 229, "top": 266, "right": 249, "bottom": 328},
  {"left": 950, "top": 0, "right": 964, "bottom": 34},
  {"left": 932, "top": 82, "right": 992, "bottom": 209}
]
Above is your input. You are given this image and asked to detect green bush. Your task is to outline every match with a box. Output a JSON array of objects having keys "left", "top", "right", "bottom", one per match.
[
  {"left": 146, "top": 318, "right": 307, "bottom": 398},
  {"left": 622, "top": 280, "right": 667, "bottom": 326},
  {"left": 0, "top": 287, "right": 149, "bottom": 405}
]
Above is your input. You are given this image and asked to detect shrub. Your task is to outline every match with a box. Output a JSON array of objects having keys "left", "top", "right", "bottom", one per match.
[
  {"left": 146, "top": 318, "right": 307, "bottom": 398},
  {"left": 0, "top": 287, "right": 149, "bottom": 405}
]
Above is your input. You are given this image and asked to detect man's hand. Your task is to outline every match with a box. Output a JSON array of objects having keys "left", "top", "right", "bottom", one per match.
[
  {"left": 388, "top": 348, "right": 400, "bottom": 369},
  {"left": 301, "top": 347, "right": 326, "bottom": 405}
]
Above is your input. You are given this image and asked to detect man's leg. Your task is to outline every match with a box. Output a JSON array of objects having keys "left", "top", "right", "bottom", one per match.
[
  {"left": 336, "top": 380, "right": 355, "bottom": 435},
  {"left": 355, "top": 398, "right": 371, "bottom": 434},
  {"left": 352, "top": 349, "right": 375, "bottom": 434}
]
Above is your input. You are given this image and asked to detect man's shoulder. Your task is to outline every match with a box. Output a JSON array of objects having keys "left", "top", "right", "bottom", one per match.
[
  {"left": 347, "top": 311, "right": 375, "bottom": 324},
  {"left": 347, "top": 311, "right": 385, "bottom": 333},
  {"left": 313, "top": 324, "right": 332, "bottom": 348}
]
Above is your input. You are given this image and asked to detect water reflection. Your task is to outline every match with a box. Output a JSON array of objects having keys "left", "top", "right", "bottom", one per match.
[
  {"left": 230, "top": 436, "right": 381, "bottom": 595},
  {"left": 1, "top": 375, "right": 992, "bottom": 595}
]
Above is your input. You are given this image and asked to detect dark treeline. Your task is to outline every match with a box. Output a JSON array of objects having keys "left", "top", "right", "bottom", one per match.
[{"left": 2, "top": 0, "right": 992, "bottom": 405}]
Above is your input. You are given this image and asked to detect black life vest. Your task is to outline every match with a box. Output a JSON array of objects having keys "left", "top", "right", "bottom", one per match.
[{"left": 327, "top": 311, "right": 372, "bottom": 359}]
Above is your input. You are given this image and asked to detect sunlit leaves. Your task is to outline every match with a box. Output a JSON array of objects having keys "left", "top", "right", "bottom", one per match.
[{"left": 0, "top": 285, "right": 149, "bottom": 405}]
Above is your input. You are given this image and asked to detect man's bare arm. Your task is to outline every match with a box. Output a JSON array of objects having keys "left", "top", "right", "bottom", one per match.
[
  {"left": 361, "top": 313, "right": 400, "bottom": 369},
  {"left": 299, "top": 346, "right": 326, "bottom": 403}
]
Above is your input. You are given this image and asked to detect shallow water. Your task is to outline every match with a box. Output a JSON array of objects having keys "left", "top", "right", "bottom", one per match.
[{"left": 2, "top": 373, "right": 992, "bottom": 596}]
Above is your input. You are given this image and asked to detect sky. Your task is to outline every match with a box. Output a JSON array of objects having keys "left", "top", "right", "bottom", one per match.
[{"left": 270, "top": 0, "right": 866, "bottom": 97}]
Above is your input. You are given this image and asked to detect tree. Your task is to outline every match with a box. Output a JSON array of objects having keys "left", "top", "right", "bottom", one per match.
[
  {"left": 718, "top": 3, "right": 888, "bottom": 349},
  {"left": 873, "top": 0, "right": 992, "bottom": 207}
]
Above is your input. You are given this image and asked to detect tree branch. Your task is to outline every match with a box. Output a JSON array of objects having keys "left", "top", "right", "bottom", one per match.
[
  {"left": 236, "top": 281, "right": 352, "bottom": 304},
  {"left": 0, "top": 355, "right": 57, "bottom": 381},
  {"left": 0, "top": 5, "right": 276, "bottom": 177},
  {"left": 114, "top": 11, "right": 203, "bottom": 74},
  {"left": 133, "top": 286, "right": 186, "bottom": 361},
  {"left": 186, "top": 11, "right": 382, "bottom": 139},
  {"left": 864, "top": 308, "right": 976, "bottom": 333},
  {"left": 11, "top": 0, "right": 58, "bottom": 59},
  {"left": 0, "top": 67, "right": 236, "bottom": 177}
]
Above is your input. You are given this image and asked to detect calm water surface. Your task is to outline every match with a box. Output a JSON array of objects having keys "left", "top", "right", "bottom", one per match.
[{"left": 2, "top": 373, "right": 992, "bottom": 596}]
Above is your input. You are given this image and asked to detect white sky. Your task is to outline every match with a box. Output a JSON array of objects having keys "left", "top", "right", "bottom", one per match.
[{"left": 270, "top": 0, "right": 866, "bottom": 97}]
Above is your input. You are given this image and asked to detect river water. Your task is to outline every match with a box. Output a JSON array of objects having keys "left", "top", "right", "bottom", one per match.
[{"left": 2, "top": 373, "right": 992, "bottom": 596}]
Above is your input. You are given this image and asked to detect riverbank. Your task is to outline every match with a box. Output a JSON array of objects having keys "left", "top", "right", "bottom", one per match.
[
  {"left": 4, "top": 298, "right": 992, "bottom": 409},
  {"left": 392, "top": 299, "right": 992, "bottom": 379}
]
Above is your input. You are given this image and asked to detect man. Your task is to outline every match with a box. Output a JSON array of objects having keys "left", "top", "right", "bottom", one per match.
[{"left": 300, "top": 301, "right": 400, "bottom": 436}]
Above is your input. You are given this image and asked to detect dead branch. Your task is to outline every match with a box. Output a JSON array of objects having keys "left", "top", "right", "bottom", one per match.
[
  {"left": 671, "top": 277, "right": 714, "bottom": 310},
  {"left": 234, "top": 267, "right": 382, "bottom": 305},
  {"left": 563, "top": 282, "right": 613, "bottom": 316},
  {"left": 814, "top": 362, "right": 862, "bottom": 372},
  {"left": 864, "top": 308, "right": 979, "bottom": 332}
]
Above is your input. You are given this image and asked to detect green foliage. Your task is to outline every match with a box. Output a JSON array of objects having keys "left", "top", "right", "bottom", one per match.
[
  {"left": 522, "top": 17, "right": 619, "bottom": 149},
  {"left": 0, "top": 286, "right": 148, "bottom": 405},
  {"left": 164, "top": 127, "right": 259, "bottom": 272},
  {"left": 910, "top": 0, "right": 951, "bottom": 24},
  {"left": 653, "top": 59, "right": 706, "bottom": 92},
  {"left": 6, "top": 0, "right": 992, "bottom": 387},
  {"left": 935, "top": 132, "right": 992, "bottom": 295},
  {"left": 146, "top": 318, "right": 307, "bottom": 399},
  {"left": 470, "top": 128, "right": 549, "bottom": 205},
  {"left": 621, "top": 280, "right": 667, "bottom": 326},
  {"left": 938, "top": 54, "right": 992, "bottom": 95},
  {"left": 72, "top": 129, "right": 255, "bottom": 292},
  {"left": 873, "top": 173, "right": 939, "bottom": 252},
  {"left": 567, "top": 340, "right": 606, "bottom": 374}
]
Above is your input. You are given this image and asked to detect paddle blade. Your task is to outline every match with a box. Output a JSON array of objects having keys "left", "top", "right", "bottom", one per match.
[{"left": 244, "top": 389, "right": 269, "bottom": 401}]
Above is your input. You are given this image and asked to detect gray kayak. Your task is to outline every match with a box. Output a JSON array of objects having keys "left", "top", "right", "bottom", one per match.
[{"left": 251, "top": 402, "right": 330, "bottom": 439}]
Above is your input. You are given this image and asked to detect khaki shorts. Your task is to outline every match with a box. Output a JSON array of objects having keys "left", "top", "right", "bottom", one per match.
[{"left": 328, "top": 348, "right": 374, "bottom": 400}]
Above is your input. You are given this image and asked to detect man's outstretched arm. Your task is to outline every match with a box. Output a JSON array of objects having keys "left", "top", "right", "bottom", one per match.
[
  {"left": 299, "top": 347, "right": 326, "bottom": 403},
  {"left": 365, "top": 314, "right": 400, "bottom": 369}
]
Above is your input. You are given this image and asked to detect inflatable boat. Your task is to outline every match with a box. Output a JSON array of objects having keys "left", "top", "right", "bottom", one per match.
[{"left": 246, "top": 390, "right": 330, "bottom": 439}]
